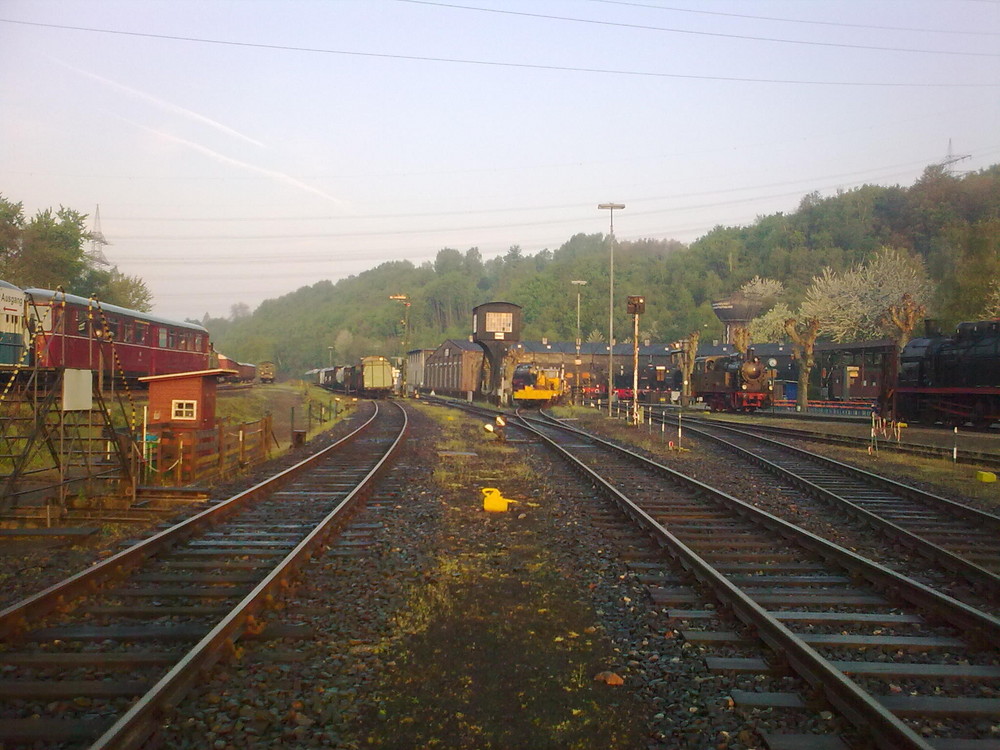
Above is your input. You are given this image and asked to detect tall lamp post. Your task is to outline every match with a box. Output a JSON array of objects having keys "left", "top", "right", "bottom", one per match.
[
  {"left": 598, "top": 202, "right": 624, "bottom": 416},
  {"left": 389, "top": 294, "right": 410, "bottom": 395},
  {"left": 571, "top": 280, "right": 587, "bottom": 405}
]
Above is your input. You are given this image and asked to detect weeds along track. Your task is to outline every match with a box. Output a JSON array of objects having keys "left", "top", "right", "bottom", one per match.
[
  {"left": 675, "top": 418, "right": 1000, "bottom": 605},
  {"left": 670, "top": 410, "right": 1000, "bottom": 472},
  {"left": 0, "top": 400, "right": 407, "bottom": 750},
  {"left": 516, "top": 409, "right": 1000, "bottom": 750}
]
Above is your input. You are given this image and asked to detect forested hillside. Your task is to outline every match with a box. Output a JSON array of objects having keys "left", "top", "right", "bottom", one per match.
[{"left": 206, "top": 164, "right": 999, "bottom": 376}]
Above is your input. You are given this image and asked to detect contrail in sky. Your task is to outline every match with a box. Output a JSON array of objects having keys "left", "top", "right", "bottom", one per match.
[
  {"left": 53, "top": 57, "right": 265, "bottom": 148},
  {"left": 127, "top": 120, "right": 350, "bottom": 209}
]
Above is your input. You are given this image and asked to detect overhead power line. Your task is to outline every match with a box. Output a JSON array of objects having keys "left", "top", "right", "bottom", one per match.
[
  {"left": 1, "top": 18, "right": 998, "bottom": 88},
  {"left": 584, "top": 0, "right": 1000, "bottom": 38},
  {"left": 396, "top": 0, "right": 1000, "bottom": 57}
]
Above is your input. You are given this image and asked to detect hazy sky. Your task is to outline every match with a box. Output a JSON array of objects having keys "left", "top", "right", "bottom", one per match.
[{"left": 3, "top": 0, "right": 998, "bottom": 321}]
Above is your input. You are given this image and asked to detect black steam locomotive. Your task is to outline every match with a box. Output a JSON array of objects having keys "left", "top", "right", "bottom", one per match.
[
  {"left": 894, "top": 319, "right": 1000, "bottom": 427},
  {"left": 691, "top": 351, "right": 773, "bottom": 412}
]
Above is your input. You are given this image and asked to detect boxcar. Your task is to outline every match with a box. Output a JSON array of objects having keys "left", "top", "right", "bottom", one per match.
[{"left": 361, "top": 355, "right": 394, "bottom": 396}]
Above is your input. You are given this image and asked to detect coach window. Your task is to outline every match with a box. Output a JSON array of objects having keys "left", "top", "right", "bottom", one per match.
[
  {"left": 135, "top": 322, "right": 148, "bottom": 344},
  {"left": 158, "top": 328, "right": 167, "bottom": 348},
  {"left": 171, "top": 400, "right": 197, "bottom": 421}
]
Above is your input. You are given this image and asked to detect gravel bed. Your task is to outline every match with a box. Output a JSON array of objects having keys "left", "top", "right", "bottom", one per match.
[
  {"left": 582, "top": 413, "right": 998, "bottom": 616},
  {"left": 143, "top": 404, "right": 777, "bottom": 748},
  {"left": 6, "top": 402, "right": 996, "bottom": 747}
]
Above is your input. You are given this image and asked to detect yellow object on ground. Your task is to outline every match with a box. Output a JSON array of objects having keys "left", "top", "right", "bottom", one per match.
[
  {"left": 482, "top": 487, "right": 515, "bottom": 512},
  {"left": 975, "top": 471, "right": 997, "bottom": 483}
]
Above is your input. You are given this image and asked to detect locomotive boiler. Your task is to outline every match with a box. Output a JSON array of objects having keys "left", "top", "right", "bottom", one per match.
[{"left": 691, "top": 352, "right": 772, "bottom": 412}]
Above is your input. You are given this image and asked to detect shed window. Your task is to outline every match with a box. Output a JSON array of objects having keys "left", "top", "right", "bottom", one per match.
[{"left": 171, "top": 400, "right": 197, "bottom": 421}]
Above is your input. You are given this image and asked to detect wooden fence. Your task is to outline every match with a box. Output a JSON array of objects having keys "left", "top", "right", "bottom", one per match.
[{"left": 145, "top": 415, "right": 275, "bottom": 486}]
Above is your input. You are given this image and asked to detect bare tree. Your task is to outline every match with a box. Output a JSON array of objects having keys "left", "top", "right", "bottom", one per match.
[
  {"left": 784, "top": 317, "right": 820, "bottom": 411},
  {"left": 882, "top": 292, "right": 927, "bottom": 364},
  {"left": 982, "top": 280, "right": 1000, "bottom": 318},
  {"left": 732, "top": 325, "right": 751, "bottom": 355}
]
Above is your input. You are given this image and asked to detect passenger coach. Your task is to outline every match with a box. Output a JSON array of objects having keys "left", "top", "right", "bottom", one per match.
[{"left": 25, "top": 287, "right": 210, "bottom": 379}]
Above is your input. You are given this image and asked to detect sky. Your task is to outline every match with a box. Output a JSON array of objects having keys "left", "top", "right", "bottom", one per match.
[{"left": 2, "top": 0, "right": 999, "bottom": 321}]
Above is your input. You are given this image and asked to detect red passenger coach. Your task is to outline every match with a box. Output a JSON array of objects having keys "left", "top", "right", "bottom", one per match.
[{"left": 26, "top": 288, "right": 210, "bottom": 380}]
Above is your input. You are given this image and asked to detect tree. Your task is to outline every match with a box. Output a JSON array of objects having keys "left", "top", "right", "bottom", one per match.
[
  {"left": 882, "top": 292, "right": 926, "bottom": 367},
  {"left": 732, "top": 326, "right": 751, "bottom": 355},
  {"left": 748, "top": 303, "right": 793, "bottom": 343},
  {"left": 3, "top": 206, "right": 89, "bottom": 288},
  {"left": 77, "top": 266, "right": 154, "bottom": 311},
  {"left": 230, "top": 302, "right": 251, "bottom": 320},
  {"left": 801, "top": 247, "right": 933, "bottom": 342},
  {"left": 784, "top": 317, "right": 820, "bottom": 411},
  {"left": 982, "top": 280, "right": 1000, "bottom": 318},
  {"left": 740, "top": 275, "right": 784, "bottom": 302}
]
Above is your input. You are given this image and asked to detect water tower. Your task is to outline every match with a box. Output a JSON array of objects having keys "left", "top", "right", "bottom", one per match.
[
  {"left": 712, "top": 294, "right": 759, "bottom": 345},
  {"left": 471, "top": 302, "right": 522, "bottom": 404}
]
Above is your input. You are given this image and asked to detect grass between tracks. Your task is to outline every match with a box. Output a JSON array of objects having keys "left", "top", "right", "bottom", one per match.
[
  {"left": 553, "top": 404, "right": 1000, "bottom": 510},
  {"left": 359, "top": 404, "right": 646, "bottom": 749}
]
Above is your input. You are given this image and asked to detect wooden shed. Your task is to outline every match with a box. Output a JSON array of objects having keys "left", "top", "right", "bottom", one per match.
[{"left": 139, "top": 368, "right": 236, "bottom": 430}]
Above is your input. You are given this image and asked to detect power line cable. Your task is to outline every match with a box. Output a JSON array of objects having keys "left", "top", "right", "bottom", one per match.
[
  {"left": 2, "top": 18, "right": 997, "bottom": 87},
  {"left": 583, "top": 0, "right": 1000, "bottom": 37},
  {"left": 396, "top": 0, "right": 1000, "bottom": 56}
]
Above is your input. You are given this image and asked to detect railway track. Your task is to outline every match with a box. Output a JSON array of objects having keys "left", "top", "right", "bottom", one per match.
[
  {"left": 674, "top": 417, "right": 1000, "bottom": 604},
  {"left": 0, "top": 400, "right": 407, "bottom": 749},
  {"left": 654, "top": 408, "right": 1000, "bottom": 472},
  {"left": 512, "top": 408, "right": 1000, "bottom": 750}
]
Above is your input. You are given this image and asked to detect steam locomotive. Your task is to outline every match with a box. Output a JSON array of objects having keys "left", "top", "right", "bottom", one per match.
[
  {"left": 691, "top": 351, "right": 773, "bottom": 412},
  {"left": 894, "top": 319, "right": 999, "bottom": 427}
]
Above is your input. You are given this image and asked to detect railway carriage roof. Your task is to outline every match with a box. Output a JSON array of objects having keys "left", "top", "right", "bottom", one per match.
[
  {"left": 24, "top": 288, "right": 208, "bottom": 333},
  {"left": 1, "top": 279, "right": 24, "bottom": 292}
]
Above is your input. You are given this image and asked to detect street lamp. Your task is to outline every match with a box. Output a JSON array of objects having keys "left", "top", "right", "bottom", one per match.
[
  {"left": 389, "top": 294, "right": 410, "bottom": 395},
  {"left": 571, "top": 280, "right": 587, "bottom": 405},
  {"left": 598, "top": 202, "right": 624, "bottom": 416}
]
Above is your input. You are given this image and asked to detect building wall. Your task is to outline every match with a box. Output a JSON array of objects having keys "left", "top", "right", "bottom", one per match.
[
  {"left": 148, "top": 376, "right": 217, "bottom": 429},
  {"left": 424, "top": 340, "right": 482, "bottom": 396}
]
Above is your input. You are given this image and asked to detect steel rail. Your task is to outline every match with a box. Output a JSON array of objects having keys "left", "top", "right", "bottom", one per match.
[
  {"left": 531, "top": 411, "right": 1000, "bottom": 641},
  {"left": 0, "top": 402, "right": 380, "bottom": 638},
  {"left": 88, "top": 400, "right": 408, "bottom": 749},
  {"left": 681, "top": 419, "right": 1000, "bottom": 598},
  {"left": 668, "top": 409, "right": 1000, "bottom": 471},
  {"left": 517, "top": 410, "right": 1000, "bottom": 750}
]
